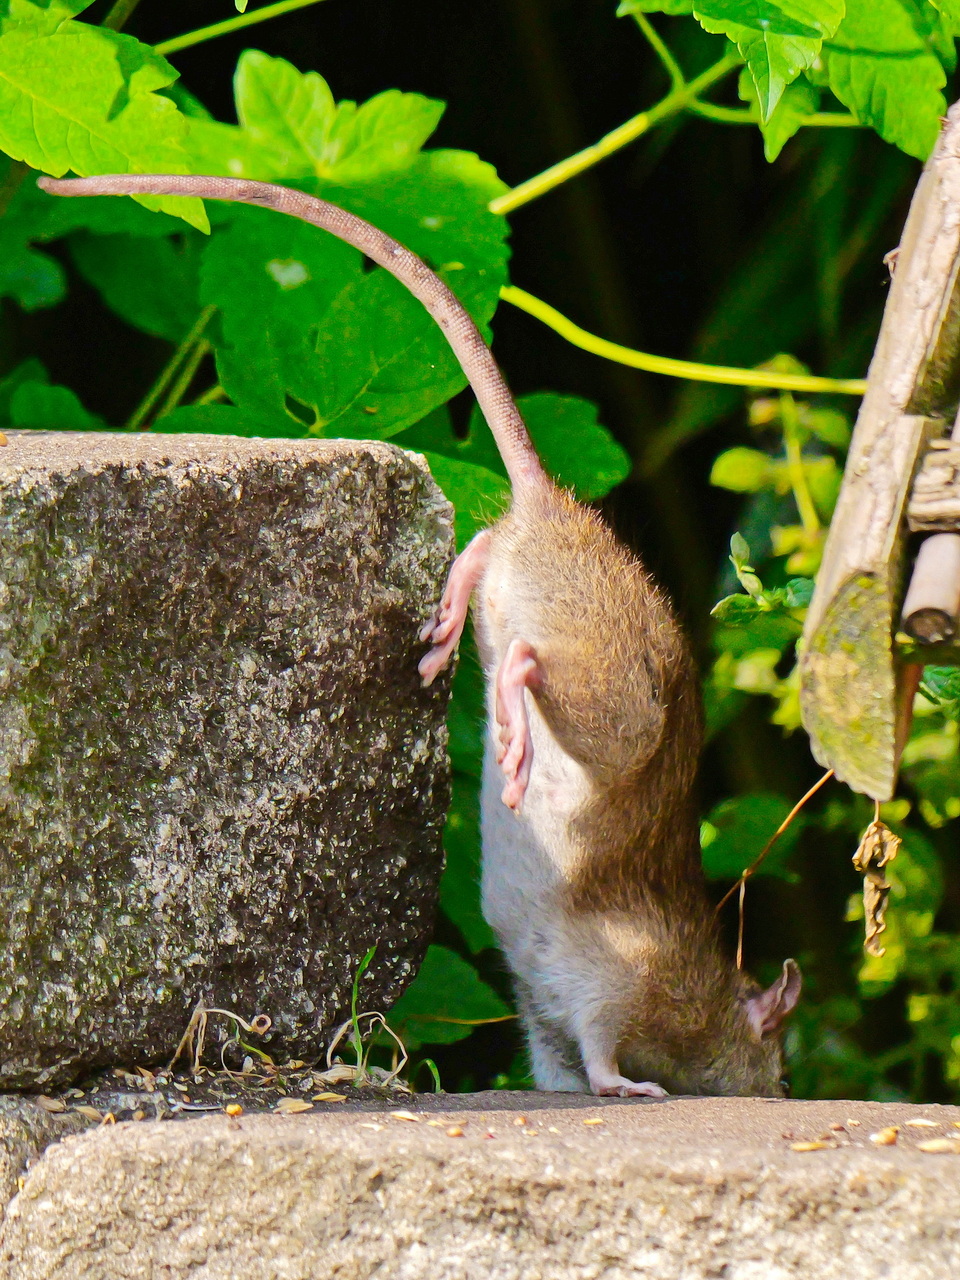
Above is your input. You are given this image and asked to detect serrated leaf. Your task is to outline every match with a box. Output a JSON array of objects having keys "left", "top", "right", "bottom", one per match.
[
  {"left": 695, "top": 2, "right": 827, "bottom": 38},
  {"left": 234, "top": 50, "right": 445, "bottom": 184},
  {"left": 385, "top": 945, "right": 509, "bottom": 1049},
  {"left": 399, "top": 393, "right": 629, "bottom": 503},
  {"left": 69, "top": 230, "right": 201, "bottom": 341},
  {"left": 711, "top": 445, "right": 775, "bottom": 491},
  {"left": 825, "top": 0, "right": 946, "bottom": 161},
  {"left": 201, "top": 150, "right": 508, "bottom": 439},
  {"left": 738, "top": 66, "right": 819, "bottom": 160},
  {"left": 0, "top": 1, "right": 93, "bottom": 35},
  {"left": 9, "top": 379, "right": 105, "bottom": 429},
  {"left": 0, "top": 22, "right": 208, "bottom": 229},
  {"left": 701, "top": 792, "right": 804, "bottom": 880}
]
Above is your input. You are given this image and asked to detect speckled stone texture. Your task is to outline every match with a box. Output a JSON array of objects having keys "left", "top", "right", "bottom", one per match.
[
  {"left": 0, "top": 431, "right": 453, "bottom": 1089},
  {"left": 3, "top": 1094, "right": 960, "bottom": 1279}
]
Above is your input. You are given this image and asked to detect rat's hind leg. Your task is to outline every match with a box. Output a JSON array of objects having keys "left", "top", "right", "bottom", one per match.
[
  {"left": 495, "top": 638, "right": 541, "bottom": 811},
  {"left": 419, "top": 529, "right": 492, "bottom": 686}
]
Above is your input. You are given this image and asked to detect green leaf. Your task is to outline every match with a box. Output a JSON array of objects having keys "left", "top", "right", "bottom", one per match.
[
  {"left": 385, "top": 945, "right": 510, "bottom": 1049},
  {"left": 618, "top": 1, "right": 694, "bottom": 14},
  {"left": 694, "top": 2, "right": 827, "bottom": 39},
  {"left": 802, "top": 405, "right": 850, "bottom": 448},
  {"left": 233, "top": 50, "right": 445, "bottom": 183},
  {"left": 0, "top": 21, "right": 208, "bottom": 229},
  {"left": 400, "top": 393, "right": 630, "bottom": 503},
  {"left": 0, "top": 1, "right": 93, "bottom": 36},
  {"left": 711, "top": 445, "right": 775, "bottom": 491},
  {"left": 933, "top": 0, "right": 960, "bottom": 36},
  {"left": 738, "top": 66, "right": 819, "bottom": 160},
  {"left": 730, "top": 530, "right": 752, "bottom": 568},
  {"left": 420, "top": 452, "right": 509, "bottom": 549},
  {"left": 825, "top": 0, "right": 947, "bottom": 160},
  {"left": 695, "top": 2, "right": 844, "bottom": 118},
  {"left": 201, "top": 150, "right": 509, "bottom": 439},
  {"left": 235, "top": 0, "right": 249, "bottom": 11},
  {"left": 0, "top": 356, "right": 48, "bottom": 425},
  {"left": 919, "top": 667, "right": 960, "bottom": 719},
  {"left": 713, "top": 606, "right": 802, "bottom": 654},
  {"left": 701, "top": 791, "right": 804, "bottom": 880},
  {"left": 439, "top": 772, "right": 497, "bottom": 954},
  {"left": 151, "top": 405, "right": 272, "bottom": 434},
  {"left": 9, "top": 379, "right": 105, "bottom": 429},
  {"left": 69, "top": 231, "right": 201, "bottom": 341}
]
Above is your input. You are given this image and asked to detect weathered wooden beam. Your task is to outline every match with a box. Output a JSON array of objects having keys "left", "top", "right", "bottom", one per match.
[
  {"left": 908, "top": 439, "right": 960, "bottom": 529},
  {"left": 800, "top": 105, "right": 960, "bottom": 800}
]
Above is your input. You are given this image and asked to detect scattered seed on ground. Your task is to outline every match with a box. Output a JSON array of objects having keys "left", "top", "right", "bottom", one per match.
[
  {"left": 389, "top": 1110, "right": 420, "bottom": 1123},
  {"left": 790, "top": 1141, "right": 831, "bottom": 1152},
  {"left": 870, "top": 1127, "right": 899, "bottom": 1146},
  {"left": 905, "top": 1118, "right": 939, "bottom": 1128},
  {"left": 358, "top": 1122, "right": 384, "bottom": 1132},
  {"left": 276, "top": 1098, "right": 313, "bottom": 1115},
  {"left": 917, "top": 1138, "right": 960, "bottom": 1154},
  {"left": 36, "top": 1096, "right": 65, "bottom": 1113},
  {"left": 312, "top": 1092, "right": 347, "bottom": 1103},
  {"left": 73, "top": 1106, "right": 101, "bottom": 1121},
  {"left": 446, "top": 1126, "right": 464, "bottom": 1137},
  {"left": 224, "top": 1104, "right": 243, "bottom": 1116},
  {"left": 583, "top": 1117, "right": 604, "bottom": 1126}
]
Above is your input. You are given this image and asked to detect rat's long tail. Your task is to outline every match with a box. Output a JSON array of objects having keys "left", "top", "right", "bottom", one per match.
[{"left": 38, "top": 174, "right": 548, "bottom": 494}]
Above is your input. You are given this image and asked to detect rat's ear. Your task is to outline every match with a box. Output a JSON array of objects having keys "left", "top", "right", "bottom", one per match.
[{"left": 745, "top": 959, "right": 801, "bottom": 1039}]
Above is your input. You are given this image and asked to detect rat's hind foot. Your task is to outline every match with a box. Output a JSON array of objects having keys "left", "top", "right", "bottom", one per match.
[
  {"left": 495, "top": 638, "right": 541, "bottom": 811},
  {"left": 587, "top": 1064, "right": 667, "bottom": 1099},
  {"left": 419, "top": 529, "right": 492, "bottom": 686}
]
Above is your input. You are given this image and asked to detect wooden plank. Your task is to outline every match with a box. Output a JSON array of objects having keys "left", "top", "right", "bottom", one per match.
[
  {"left": 799, "top": 106, "right": 960, "bottom": 800},
  {"left": 908, "top": 440, "right": 960, "bottom": 529}
]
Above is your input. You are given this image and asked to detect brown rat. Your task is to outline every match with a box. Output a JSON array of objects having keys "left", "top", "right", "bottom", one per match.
[{"left": 39, "top": 173, "right": 801, "bottom": 1096}]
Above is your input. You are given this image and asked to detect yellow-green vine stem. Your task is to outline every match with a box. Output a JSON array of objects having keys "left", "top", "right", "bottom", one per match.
[
  {"left": 155, "top": 0, "right": 330, "bottom": 59},
  {"left": 500, "top": 285, "right": 868, "bottom": 395},
  {"left": 780, "top": 391, "right": 821, "bottom": 538},
  {"left": 688, "top": 101, "right": 860, "bottom": 128},
  {"left": 489, "top": 53, "right": 741, "bottom": 216},
  {"left": 126, "top": 306, "right": 216, "bottom": 431}
]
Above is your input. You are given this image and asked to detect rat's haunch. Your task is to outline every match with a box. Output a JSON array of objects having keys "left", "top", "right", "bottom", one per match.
[{"left": 39, "top": 173, "right": 801, "bottom": 1096}]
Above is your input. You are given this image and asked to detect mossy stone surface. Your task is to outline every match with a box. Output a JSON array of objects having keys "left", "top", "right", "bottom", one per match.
[{"left": 0, "top": 432, "right": 453, "bottom": 1089}]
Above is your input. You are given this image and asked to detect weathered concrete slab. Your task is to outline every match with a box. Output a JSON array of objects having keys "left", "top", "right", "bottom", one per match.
[
  {"left": 0, "top": 432, "right": 453, "bottom": 1088},
  {"left": 2, "top": 1093, "right": 960, "bottom": 1279}
]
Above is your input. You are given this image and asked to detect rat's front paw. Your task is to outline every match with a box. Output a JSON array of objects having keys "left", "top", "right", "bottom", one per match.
[{"left": 590, "top": 1072, "right": 667, "bottom": 1099}]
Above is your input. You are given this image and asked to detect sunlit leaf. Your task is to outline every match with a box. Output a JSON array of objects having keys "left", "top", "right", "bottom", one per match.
[
  {"left": 825, "top": 0, "right": 947, "bottom": 161},
  {"left": 385, "top": 945, "right": 509, "bottom": 1049},
  {"left": 0, "top": 21, "right": 208, "bottom": 228}
]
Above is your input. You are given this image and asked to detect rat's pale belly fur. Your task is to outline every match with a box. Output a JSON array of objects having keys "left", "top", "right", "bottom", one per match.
[{"left": 480, "top": 696, "right": 622, "bottom": 1091}]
